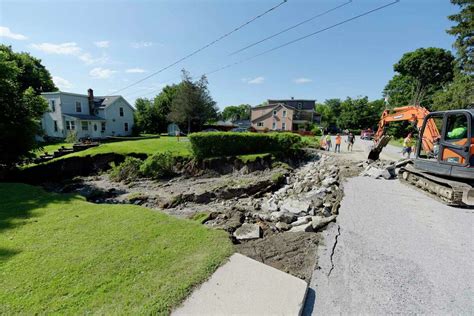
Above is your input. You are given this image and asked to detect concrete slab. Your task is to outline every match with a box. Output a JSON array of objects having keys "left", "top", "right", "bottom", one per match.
[{"left": 173, "top": 253, "right": 308, "bottom": 316}]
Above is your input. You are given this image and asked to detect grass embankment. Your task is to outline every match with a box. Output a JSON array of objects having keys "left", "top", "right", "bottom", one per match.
[
  {"left": 0, "top": 183, "right": 233, "bottom": 314},
  {"left": 34, "top": 142, "right": 72, "bottom": 157}
]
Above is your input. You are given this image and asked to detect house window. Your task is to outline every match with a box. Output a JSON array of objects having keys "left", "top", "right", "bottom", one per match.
[
  {"left": 273, "top": 110, "right": 277, "bottom": 116},
  {"left": 297, "top": 102, "right": 302, "bottom": 109},
  {"left": 76, "top": 101, "right": 82, "bottom": 113},
  {"left": 119, "top": 107, "right": 124, "bottom": 117},
  {"left": 54, "top": 120, "right": 58, "bottom": 132},
  {"left": 272, "top": 121, "right": 276, "bottom": 130},
  {"left": 81, "top": 121, "right": 88, "bottom": 131},
  {"left": 94, "top": 124, "right": 97, "bottom": 131},
  {"left": 282, "top": 122, "right": 286, "bottom": 130},
  {"left": 101, "top": 122, "right": 106, "bottom": 132},
  {"left": 51, "top": 100, "right": 55, "bottom": 112},
  {"left": 282, "top": 110, "right": 287, "bottom": 118},
  {"left": 257, "top": 122, "right": 264, "bottom": 127},
  {"left": 66, "top": 121, "right": 75, "bottom": 130},
  {"left": 124, "top": 122, "right": 129, "bottom": 132}
]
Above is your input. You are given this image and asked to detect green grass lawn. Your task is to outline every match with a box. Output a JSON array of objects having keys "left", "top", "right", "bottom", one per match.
[
  {"left": 34, "top": 142, "right": 72, "bottom": 157},
  {"left": 49, "top": 137, "right": 191, "bottom": 162},
  {"left": 0, "top": 183, "right": 233, "bottom": 314}
]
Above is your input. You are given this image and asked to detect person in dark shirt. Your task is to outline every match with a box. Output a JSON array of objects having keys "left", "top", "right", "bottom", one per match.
[{"left": 347, "top": 132, "right": 355, "bottom": 151}]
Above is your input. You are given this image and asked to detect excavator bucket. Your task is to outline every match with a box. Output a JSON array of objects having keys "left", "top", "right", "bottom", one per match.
[{"left": 368, "top": 135, "right": 392, "bottom": 161}]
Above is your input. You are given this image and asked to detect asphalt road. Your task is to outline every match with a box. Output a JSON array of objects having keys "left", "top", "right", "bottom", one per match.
[
  {"left": 322, "top": 135, "right": 403, "bottom": 161},
  {"left": 304, "top": 141, "right": 474, "bottom": 314}
]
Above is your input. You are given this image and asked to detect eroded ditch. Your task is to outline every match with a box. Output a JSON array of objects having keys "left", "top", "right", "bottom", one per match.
[{"left": 47, "top": 152, "right": 363, "bottom": 281}]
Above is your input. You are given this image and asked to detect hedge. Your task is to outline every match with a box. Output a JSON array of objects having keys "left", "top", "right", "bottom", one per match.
[{"left": 188, "top": 132, "right": 302, "bottom": 159}]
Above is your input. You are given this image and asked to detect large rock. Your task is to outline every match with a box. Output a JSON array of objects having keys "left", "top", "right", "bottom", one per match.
[
  {"left": 233, "top": 223, "right": 261, "bottom": 240},
  {"left": 289, "top": 222, "right": 314, "bottom": 233},
  {"left": 261, "top": 198, "right": 279, "bottom": 213},
  {"left": 280, "top": 199, "right": 311, "bottom": 215},
  {"left": 291, "top": 216, "right": 312, "bottom": 227},
  {"left": 321, "top": 177, "right": 337, "bottom": 187},
  {"left": 311, "top": 215, "right": 337, "bottom": 231},
  {"left": 275, "top": 221, "right": 291, "bottom": 231},
  {"left": 270, "top": 211, "right": 297, "bottom": 224}
]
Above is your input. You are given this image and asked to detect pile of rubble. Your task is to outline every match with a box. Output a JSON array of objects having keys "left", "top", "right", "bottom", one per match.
[
  {"left": 205, "top": 154, "right": 344, "bottom": 241},
  {"left": 359, "top": 158, "right": 412, "bottom": 180}
]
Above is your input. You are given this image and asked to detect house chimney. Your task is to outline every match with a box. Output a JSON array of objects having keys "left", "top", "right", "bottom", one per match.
[
  {"left": 87, "top": 88, "right": 94, "bottom": 114},
  {"left": 291, "top": 96, "right": 294, "bottom": 100}
]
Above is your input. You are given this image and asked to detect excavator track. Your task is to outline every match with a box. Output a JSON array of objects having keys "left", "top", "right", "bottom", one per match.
[{"left": 399, "top": 164, "right": 474, "bottom": 207}]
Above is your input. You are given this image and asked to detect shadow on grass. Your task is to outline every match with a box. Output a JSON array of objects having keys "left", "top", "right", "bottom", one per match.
[
  {"left": 0, "top": 248, "right": 20, "bottom": 263},
  {"left": 0, "top": 183, "right": 78, "bottom": 261}
]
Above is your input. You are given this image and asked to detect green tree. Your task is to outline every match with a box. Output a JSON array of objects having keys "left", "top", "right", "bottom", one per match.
[
  {"left": 337, "top": 97, "right": 384, "bottom": 130},
  {"left": 447, "top": 0, "right": 474, "bottom": 74},
  {"left": 383, "top": 48, "right": 455, "bottom": 109},
  {"left": 432, "top": 71, "right": 474, "bottom": 110},
  {"left": 168, "top": 70, "right": 218, "bottom": 133},
  {"left": 221, "top": 104, "right": 251, "bottom": 121},
  {"left": 0, "top": 45, "right": 54, "bottom": 167}
]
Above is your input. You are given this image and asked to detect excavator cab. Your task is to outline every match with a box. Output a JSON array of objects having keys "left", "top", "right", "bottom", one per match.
[{"left": 415, "top": 109, "right": 474, "bottom": 181}]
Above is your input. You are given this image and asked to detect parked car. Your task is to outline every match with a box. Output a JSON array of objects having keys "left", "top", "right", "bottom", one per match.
[
  {"left": 230, "top": 127, "right": 249, "bottom": 132},
  {"left": 201, "top": 128, "right": 219, "bottom": 133},
  {"left": 361, "top": 129, "right": 374, "bottom": 140}
]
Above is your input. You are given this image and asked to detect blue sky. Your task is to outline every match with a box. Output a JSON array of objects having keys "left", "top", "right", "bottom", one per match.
[{"left": 0, "top": 0, "right": 456, "bottom": 109}]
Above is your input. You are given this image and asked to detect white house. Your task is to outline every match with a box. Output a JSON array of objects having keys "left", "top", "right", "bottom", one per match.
[{"left": 41, "top": 89, "right": 135, "bottom": 139}]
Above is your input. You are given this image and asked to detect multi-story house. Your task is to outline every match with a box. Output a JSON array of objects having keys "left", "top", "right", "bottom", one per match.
[
  {"left": 250, "top": 98, "right": 320, "bottom": 131},
  {"left": 41, "top": 89, "right": 134, "bottom": 139}
]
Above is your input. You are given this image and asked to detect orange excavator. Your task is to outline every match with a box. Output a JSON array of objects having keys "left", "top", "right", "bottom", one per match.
[{"left": 368, "top": 105, "right": 474, "bottom": 206}]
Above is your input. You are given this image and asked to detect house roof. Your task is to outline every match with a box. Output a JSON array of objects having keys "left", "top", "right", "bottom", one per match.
[
  {"left": 267, "top": 99, "right": 316, "bottom": 102},
  {"left": 63, "top": 113, "right": 106, "bottom": 121},
  {"left": 251, "top": 104, "right": 289, "bottom": 123},
  {"left": 94, "top": 95, "right": 121, "bottom": 108}
]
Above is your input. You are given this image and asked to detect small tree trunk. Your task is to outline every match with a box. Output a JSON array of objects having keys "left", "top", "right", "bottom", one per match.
[{"left": 187, "top": 118, "right": 191, "bottom": 135}]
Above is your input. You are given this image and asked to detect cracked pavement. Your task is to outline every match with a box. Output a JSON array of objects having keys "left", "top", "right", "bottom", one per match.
[{"left": 304, "top": 176, "right": 474, "bottom": 315}]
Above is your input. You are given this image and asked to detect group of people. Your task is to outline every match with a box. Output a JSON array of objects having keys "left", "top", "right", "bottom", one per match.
[{"left": 320, "top": 132, "right": 355, "bottom": 153}]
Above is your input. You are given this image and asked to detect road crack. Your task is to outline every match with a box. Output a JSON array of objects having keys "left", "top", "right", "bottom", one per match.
[{"left": 327, "top": 224, "right": 341, "bottom": 277}]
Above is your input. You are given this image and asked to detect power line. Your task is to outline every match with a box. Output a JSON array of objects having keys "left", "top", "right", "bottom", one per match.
[
  {"left": 111, "top": 0, "right": 288, "bottom": 95},
  {"left": 205, "top": 0, "right": 400, "bottom": 77},
  {"left": 229, "top": 0, "right": 353, "bottom": 56},
  {"left": 131, "top": 0, "right": 399, "bottom": 101}
]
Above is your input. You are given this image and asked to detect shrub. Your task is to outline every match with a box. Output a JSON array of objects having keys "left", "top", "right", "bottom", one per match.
[
  {"left": 311, "top": 126, "right": 322, "bottom": 136},
  {"left": 188, "top": 132, "right": 302, "bottom": 159},
  {"left": 65, "top": 131, "right": 78, "bottom": 143},
  {"left": 109, "top": 157, "right": 142, "bottom": 183},
  {"left": 140, "top": 151, "right": 177, "bottom": 178}
]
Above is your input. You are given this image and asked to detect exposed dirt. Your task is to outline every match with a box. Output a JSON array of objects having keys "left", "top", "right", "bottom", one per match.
[{"left": 49, "top": 151, "right": 363, "bottom": 281}]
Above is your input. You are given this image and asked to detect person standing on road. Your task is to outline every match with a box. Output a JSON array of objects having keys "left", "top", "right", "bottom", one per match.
[
  {"left": 325, "top": 134, "right": 332, "bottom": 151},
  {"left": 335, "top": 133, "right": 342, "bottom": 153},
  {"left": 402, "top": 132, "right": 415, "bottom": 158},
  {"left": 347, "top": 132, "right": 355, "bottom": 151}
]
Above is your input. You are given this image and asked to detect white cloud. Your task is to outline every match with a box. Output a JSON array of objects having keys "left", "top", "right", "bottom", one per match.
[
  {"left": 126, "top": 68, "right": 146, "bottom": 73},
  {"left": 242, "top": 76, "right": 265, "bottom": 85},
  {"left": 31, "top": 42, "right": 81, "bottom": 55},
  {"left": 89, "top": 67, "right": 117, "bottom": 79},
  {"left": 94, "top": 40, "right": 110, "bottom": 48},
  {"left": 30, "top": 42, "right": 108, "bottom": 65},
  {"left": 131, "top": 41, "right": 154, "bottom": 48},
  {"left": 52, "top": 76, "right": 73, "bottom": 90},
  {"left": 0, "top": 26, "right": 27, "bottom": 40},
  {"left": 294, "top": 77, "right": 312, "bottom": 84}
]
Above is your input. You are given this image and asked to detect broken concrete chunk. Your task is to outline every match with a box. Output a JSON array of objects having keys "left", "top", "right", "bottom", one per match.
[
  {"left": 275, "top": 222, "right": 291, "bottom": 231},
  {"left": 311, "top": 215, "right": 337, "bottom": 231},
  {"left": 280, "top": 199, "right": 311, "bottom": 215},
  {"left": 291, "top": 216, "right": 312, "bottom": 227},
  {"left": 233, "top": 223, "right": 261, "bottom": 240},
  {"left": 321, "top": 177, "right": 337, "bottom": 187},
  {"left": 289, "top": 222, "right": 314, "bottom": 233}
]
